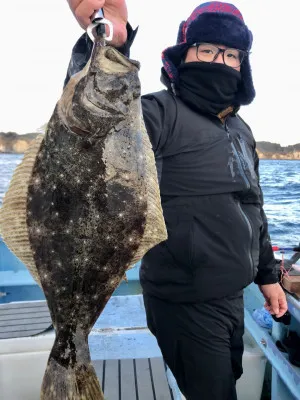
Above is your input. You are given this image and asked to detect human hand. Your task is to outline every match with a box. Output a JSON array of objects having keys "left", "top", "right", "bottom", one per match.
[
  {"left": 67, "top": 0, "right": 128, "bottom": 47},
  {"left": 259, "top": 283, "right": 288, "bottom": 318}
]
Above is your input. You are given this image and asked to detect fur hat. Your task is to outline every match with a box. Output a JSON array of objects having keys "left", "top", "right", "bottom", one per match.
[{"left": 162, "top": 2, "right": 255, "bottom": 105}]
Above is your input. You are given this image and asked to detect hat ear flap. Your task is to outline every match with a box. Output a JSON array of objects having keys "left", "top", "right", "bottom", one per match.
[
  {"left": 248, "top": 29, "right": 253, "bottom": 49},
  {"left": 235, "top": 56, "right": 255, "bottom": 105},
  {"left": 176, "top": 21, "right": 187, "bottom": 44}
]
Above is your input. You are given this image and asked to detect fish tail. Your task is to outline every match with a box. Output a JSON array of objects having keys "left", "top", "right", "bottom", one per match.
[
  {"left": 41, "top": 357, "right": 104, "bottom": 400},
  {"left": 41, "top": 336, "right": 104, "bottom": 400}
]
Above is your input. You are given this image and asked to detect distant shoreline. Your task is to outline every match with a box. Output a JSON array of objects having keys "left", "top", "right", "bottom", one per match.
[
  {"left": 0, "top": 132, "right": 299, "bottom": 160},
  {"left": 259, "top": 158, "right": 300, "bottom": 161},
  {"left": 1, "top": 152, "right": 299, "bottom": 161}
]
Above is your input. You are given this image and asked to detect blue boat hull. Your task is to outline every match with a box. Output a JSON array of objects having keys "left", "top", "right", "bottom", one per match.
[{"left": 0, "top": 237, "right": 141, "bottom": 303}]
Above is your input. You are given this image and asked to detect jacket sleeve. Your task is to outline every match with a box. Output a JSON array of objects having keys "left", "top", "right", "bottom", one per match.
[
  {"left": 253, "top": 149, "right": 279, "bottom": 285},
  {"left": 141, "top": 94, "right": 174, "bottom": 156}
]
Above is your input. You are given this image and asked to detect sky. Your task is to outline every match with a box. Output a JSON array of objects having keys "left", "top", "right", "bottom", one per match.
[{"left": 0, "top": 0, "right": 299, "bottom": 145}]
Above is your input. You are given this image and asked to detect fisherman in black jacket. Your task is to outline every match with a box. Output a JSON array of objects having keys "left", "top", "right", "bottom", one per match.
[{"left": 66, "top": 1, "right": 288, "bottom": 399}]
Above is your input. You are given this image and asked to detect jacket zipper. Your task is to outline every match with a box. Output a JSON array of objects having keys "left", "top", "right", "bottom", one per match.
[
  {"left": 237, "top": 134, "right": 248, "bottom": 161},
  {"left": 224, "top": 119, "right": 254, "bottom": 277},
  {"left": 236, "top": 200, "right": 254, "bottom": 276},
  {"left": 224, "top": 121, "right": 250, "bottom": 190}
]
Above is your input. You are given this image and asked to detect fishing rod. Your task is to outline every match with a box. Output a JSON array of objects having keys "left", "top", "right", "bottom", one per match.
[
  {"left": 273, "top": 244, "right": 300, "bottom": 273},
  {"left": 272, "top": 245, "right": 300, "bottom": 253}
]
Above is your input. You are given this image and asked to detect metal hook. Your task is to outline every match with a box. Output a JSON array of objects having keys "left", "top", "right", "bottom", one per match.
[{"left": 87, "top": 9, "right": 113, "bottom": 43}]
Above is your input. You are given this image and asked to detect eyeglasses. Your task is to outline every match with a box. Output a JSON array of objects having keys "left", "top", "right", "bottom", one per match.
[{"left": 191, "top": 43, "right": 248, "bottom": 68}]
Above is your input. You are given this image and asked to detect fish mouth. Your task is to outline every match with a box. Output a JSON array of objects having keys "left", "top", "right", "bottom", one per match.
[
  {"left": 90, "top": 45, "right": 140, "bottom": 75},
  {"left": 57, "top": 44, "right": 141, "bottom": 137}
]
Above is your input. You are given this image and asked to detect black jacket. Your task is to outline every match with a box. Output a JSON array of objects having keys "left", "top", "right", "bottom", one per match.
[{"left": 64, "top": 27, "right": 278, "bottom": 303}]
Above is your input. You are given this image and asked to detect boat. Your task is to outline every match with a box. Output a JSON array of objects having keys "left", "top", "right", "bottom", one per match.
[{"left": 0, "top": 236, "right": 300, "bottom": 400}]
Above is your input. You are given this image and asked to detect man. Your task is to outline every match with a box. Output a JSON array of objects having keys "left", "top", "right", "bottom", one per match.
[{"left": 66, "top": 1, "right": 288, "bottom": 399}]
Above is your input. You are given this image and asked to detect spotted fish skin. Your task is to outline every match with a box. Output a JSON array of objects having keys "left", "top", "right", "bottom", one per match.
[{"left": 26, "top": 41, "right": 167, "bottom": 399}]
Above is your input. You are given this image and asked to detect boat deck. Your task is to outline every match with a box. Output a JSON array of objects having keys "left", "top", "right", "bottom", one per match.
[
  {"left": 93, "top": 358, "right": 173, "bottom": 399},
  {"left": 0, "top": 300, "right": 175, "bottom": 399},
  {"left": 0, "top": 300, "right": 52, "bottom": 339}
]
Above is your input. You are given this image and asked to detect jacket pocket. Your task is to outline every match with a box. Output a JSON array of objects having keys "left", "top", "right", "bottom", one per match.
[
  {"left": 167, "top": 213, "right": 210, "bottom": 273},
  {"left": 164, "top": 211, "right": 194, "bottom": 271},
  {"left": 240, "top": 203, "right": 263, "bottom": 277},
  {"left": 188, "top": 200, "right": 255, "bottom": 275}
]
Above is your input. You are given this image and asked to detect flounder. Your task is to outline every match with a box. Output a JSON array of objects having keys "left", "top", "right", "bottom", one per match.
[{"left": 0, "top": 38, "right": 167, "bottom": 399}]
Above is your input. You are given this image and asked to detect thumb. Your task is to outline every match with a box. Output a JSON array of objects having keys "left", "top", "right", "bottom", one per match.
[{"left": 270, "top": 295, "right": 279, "bottom": 315}]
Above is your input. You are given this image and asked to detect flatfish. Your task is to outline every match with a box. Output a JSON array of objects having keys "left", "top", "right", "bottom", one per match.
[{"left": 0, "top": 38, "right": 167, "bottom": 399}]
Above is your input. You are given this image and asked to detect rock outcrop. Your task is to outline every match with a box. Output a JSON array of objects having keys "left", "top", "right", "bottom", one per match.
[
  {"left": 0, "top": 132, "right": 39, "bottom": 154},
  {"left": 256, "top": 142, "right": 300, "bottom": 160}
]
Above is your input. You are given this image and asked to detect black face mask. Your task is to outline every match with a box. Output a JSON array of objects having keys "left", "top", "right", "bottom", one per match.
[{"left": 177, "top": 62, "right": 242, "bottom": 115}]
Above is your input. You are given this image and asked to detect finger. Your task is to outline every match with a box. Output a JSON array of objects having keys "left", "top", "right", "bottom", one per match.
[
  {"left": 263, "top": 302, "right": 273, "bottom": 314},
  {"left": 67, "top": 0, "right": 82, "bottom": 11},
  {"left": 269, "top": 296, "right": 280, "bottom": 315},
  {"left": 276, "top": 296, "right": 288, "bottom": 318},
  {"left": 75, "top": 0, "right": 105, "bottom": 29}
]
